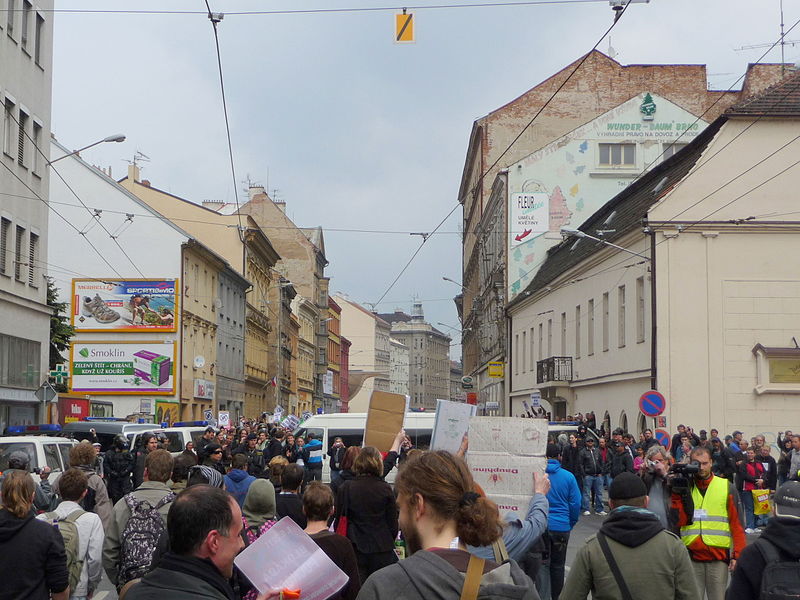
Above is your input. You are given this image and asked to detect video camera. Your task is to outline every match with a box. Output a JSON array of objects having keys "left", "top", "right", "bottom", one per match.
[
  {"left": 669, "top": 461, "right": 700, "bottom": 492},
  {"left": 669, "top": 461, "right": 700, "bottom": 476}
]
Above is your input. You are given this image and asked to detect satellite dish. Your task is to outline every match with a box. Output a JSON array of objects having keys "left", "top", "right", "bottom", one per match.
[{"left": 193, "top": 356, "right": 206, "bottom": 369}]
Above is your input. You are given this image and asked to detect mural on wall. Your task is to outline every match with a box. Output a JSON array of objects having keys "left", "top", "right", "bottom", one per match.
[{"left": 508, "top": 92, "right": 708, "bottom": 298}]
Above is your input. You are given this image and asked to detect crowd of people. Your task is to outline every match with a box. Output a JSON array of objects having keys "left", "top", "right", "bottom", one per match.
[{"left": 0, "top": 416, "right": 798, "bottom": 600}]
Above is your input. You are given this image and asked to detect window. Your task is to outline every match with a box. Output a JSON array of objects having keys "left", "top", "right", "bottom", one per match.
[
  {"left": 618, "top": 285, "right": 626, "bottom": 348},
  {"left": 599, "top": 143, "right": 636, "bottom": 167},
  {"left": 27, "top": 232, "right": 37, "bottom": 286},
  {"left": 560, "top": 313, "right": 567, "bottom": 355},
  {"left": 602, "top": 292, "right": 609, "bottom": 352},
  {"left": 57, "top": 444, "right": 71, "bottom": 468},
  {"left": 575, "top": 305, "right": 581, "bottom": 359},
  {"left": 588, "top": 299, "right": 595, "bottom": 355},
  {"left": 636, "top": 276, "right": 646, "bottom": 343},
  {"left": 662, "top": 142, "right": 689, "bottom": 160},
  {"left": 0, "top": 332, "right": 41, "bottom": 388},
  {"left": 521, "top": 331, "right": 526, "bottom": 373},
  {"left": 34, "top": 13, "right": 43, "bottom": 65},
  {"left": 21, "top": 0, "right": 30, "bottom": 50},
  {"left": 3, "top": 98, "right": 15, "bottom": 156},
  {"left": 6, "top": 0, "right": 14, "bottom": 36},
  {"left": 0, "top": 218, "right": 9, "bottom": 275},
  {"left": 14, "top": 225, "right": 24, "bottom": 281},
  {"left": 32, "top": 121, "right": 41, "bottom": 174},
  {"left": 547, "top": 319, "right": 552, "bottom": 357},
  {"left": 43, "top": 444, "right": 61, "bottom": 471},
  {"left": 538, "top": 323, "right": 543, "bottom": 361},
  {"left": 530, "top": 328, "right": 535, "bottom": 371},
  {"left": 17, "top": 109, "right": 27, "bottom": 167}
]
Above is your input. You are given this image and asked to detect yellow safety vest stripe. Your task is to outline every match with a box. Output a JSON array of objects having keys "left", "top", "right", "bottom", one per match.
[{"left": 680, "top": 475, "right": 731, "bottom": 549}]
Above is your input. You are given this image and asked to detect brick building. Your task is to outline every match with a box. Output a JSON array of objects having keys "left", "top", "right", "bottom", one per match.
[{"left": 457, "top": 50, "right": 787, "bottom": 415}]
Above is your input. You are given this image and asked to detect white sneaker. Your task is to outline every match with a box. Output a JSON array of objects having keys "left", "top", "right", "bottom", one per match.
[
  {"left": 583, "top": 511, "right": 591, "bottom": 516},
  {"left": 753, "top": 528, "right": 762, "bottom": 533},
  {"left": 745, "top": 528, "right": 754, "bottom": 534},
  {"left": 598, "top": 510, "right": 608, "bottom": 516}
]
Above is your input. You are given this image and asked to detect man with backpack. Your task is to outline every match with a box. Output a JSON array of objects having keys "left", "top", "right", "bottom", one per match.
[
  {"left": 103, "top": 449, "right": 176, "bottom": 591},
  {"left": 727, "top": 480, "right": 800, "bottom": 599},
  {"left": 38, "top": 468, "right": 104, "bottom": 600}
]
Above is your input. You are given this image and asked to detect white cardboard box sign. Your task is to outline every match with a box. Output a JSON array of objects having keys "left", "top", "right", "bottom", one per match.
[{"left": 468, "top": 417, "right": 547, "bottom": 519}]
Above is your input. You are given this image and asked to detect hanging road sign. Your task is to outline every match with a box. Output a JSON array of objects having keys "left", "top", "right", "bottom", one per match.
[
  {"left": 654, "top": 428, "right": 671, "bottom": 450},
  {"left": 395, "top": 11, "right": 414, "bottom": 43},
  {"left": 639, "top": 390, "right": 666, "bottom": 417}
]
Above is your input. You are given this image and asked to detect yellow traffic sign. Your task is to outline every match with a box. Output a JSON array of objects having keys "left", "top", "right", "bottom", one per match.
[
  {"left": 488, "top": 361, "right": 504, "bottom": 378},
  {"left": 395, "top": 11, "right": 414, "bottom": 43}
]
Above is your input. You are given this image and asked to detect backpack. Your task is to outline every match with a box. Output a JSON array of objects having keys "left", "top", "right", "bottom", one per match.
[
  {"left": 80, "top": 486, "right": 97, "bottom": 513},
  {"left": 44, "top": 509, "right": 86, "bottom": 593},
  {"left": 117, "top": 492, "right": 175, "bottom": 588},
  {"left": 756, "top": 538, "right": 800, "bottom": 600}
]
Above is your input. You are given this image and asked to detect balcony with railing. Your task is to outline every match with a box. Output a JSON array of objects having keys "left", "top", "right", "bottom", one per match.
[{"left": 536, "top": 357, "right": 573, "bottom": 385}]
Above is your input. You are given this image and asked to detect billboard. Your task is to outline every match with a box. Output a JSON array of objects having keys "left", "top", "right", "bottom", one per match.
[
  {"left": 71, "top": 279, "right": 178, "bottom": 332},
  {"left": 69, "top": 341, "right": 177, "bottom": 395}
]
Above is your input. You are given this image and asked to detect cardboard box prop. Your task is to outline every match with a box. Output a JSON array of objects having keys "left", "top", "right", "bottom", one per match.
[
  {"left": 133, "top": 350, "right": 172, "bottom": 386},
  {"left": 467, "top": 417, "right": 547, "bottom": 519},
  {"left": 431, "top": 399, "right": 476, "bottom": 454},
  {"left": 364, "top": 391, "right": 408, "bottom": 452}
]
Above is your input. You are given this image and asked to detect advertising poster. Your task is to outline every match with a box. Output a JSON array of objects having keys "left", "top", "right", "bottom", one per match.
[
  {"left": 467, "top": 417, "right": 547, "bottom": 518},
  {"left": 70, "top": 341, "right": 176, "bottom": 395},
  {"left": 71, "top": 279, "right": 178, "bottom": 332},
  {"left": 156, "top": 400, "right": 180, "bottom": 426}
]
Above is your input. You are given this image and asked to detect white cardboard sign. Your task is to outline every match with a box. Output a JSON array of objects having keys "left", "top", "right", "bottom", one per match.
[{"left": 430, "top": 399, "right": 477, "bottom": 454}]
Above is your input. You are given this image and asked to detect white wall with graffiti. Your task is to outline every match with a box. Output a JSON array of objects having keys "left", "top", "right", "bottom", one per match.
[{"left": 507, "top": 92, "right": 709, "bottom": 298}]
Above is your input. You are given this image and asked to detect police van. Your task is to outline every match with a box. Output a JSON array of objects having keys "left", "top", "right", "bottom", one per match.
[
  {"left": 0, "top": 424, "right": 78, "bottom": 486},
  {"left": 62, "top": 418, "right": 156, "bottom": 451}
]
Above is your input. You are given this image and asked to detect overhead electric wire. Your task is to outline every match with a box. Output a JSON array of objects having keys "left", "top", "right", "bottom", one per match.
[
  {"left": 203, "top": 1, "right": 245, "bottom": 238},
  {"left": 25, "top": 0, "right": 608, "bottom": 16},
  {"left": 372, "top": 0, "right": 635, "bottom": 308}
]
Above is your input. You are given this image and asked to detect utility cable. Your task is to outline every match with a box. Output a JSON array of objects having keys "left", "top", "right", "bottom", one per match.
[
  {"left": 29, "top": 0, "right": 609, "bottom": 16},
  {"left": 204, "top": 2, "right": 245, "bottom": 239}
]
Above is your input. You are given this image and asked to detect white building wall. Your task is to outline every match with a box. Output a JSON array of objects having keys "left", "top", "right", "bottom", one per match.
[
  {"left": 47, "top": 141, "right": 186, "bottom": 418},
  {"left": 508, "top": 234, "right": 652, "bottom": 430},
  {"left": 389, "top": 338, "right": 409, "bottom": 396},
  {"left": 0, "top": 0, "right": 54, "bottom": 427}
]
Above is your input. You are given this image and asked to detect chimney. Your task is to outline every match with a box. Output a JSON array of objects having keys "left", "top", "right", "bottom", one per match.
[
  {"left": 202, "top": 200, "right": 225, "bottom": 212},
  {"left": 127, "top": 163, "right": 140, "bottom": 182},
  {"left": 274, "top": 200, "right": 286, "bottom": 213},
  {"left": 248, "top": 185, "right": 266, "bottom": 201}
]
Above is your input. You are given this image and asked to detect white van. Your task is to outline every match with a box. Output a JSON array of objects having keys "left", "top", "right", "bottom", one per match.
[
  {"left": 292, "top": 413, "right": 594, "bottom": 483},
  {"left": 129, "top": 421, "right": 210, "bottom": 456},
  {"left": 0, "top": 424, "right": 78, "bottom": 486}
]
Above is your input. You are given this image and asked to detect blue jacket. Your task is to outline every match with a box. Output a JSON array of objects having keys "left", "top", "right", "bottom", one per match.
[
  {"left": 469, "top": 492, "right": 549, "bottom": 562},
  {"left": 545, "top": 459, "right": 581, "bottom": 532},
  {"left": 224, "top": 468, "right": 255, "bottom": 507},
  {"left": 305, "top": 438, "right": 323, "bottom": 465}
]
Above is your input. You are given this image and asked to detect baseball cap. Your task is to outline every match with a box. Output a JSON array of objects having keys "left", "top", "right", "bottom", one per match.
[
  {"left": 774, "top": 481, "right": 800, "bottom": 520},
  {"left": 733, "top": 430, "right": 743, "bottom": 436}
]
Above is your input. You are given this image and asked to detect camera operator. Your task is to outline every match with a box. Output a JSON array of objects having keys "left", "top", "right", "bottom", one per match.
[
  {"left": 672, "top": 446, "right": 746, "bottom": 600},
  {"left": 639, "top": 446, "right": 692, "bottom": 534}
]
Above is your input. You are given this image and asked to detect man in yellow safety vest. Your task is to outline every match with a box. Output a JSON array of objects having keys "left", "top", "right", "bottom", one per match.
[{"left": 672, "top": 446, "right": 746, "bottom": 600}]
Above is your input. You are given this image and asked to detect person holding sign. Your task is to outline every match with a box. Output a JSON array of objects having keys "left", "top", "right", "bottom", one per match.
[{"left": 356, "top": 451, "right": 538, "bottom": 600}]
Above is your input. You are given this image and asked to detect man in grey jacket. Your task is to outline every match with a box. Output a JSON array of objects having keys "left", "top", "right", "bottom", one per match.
[
  {"left": 103, "top": 449, "right": 175, "bottom": 589},
  {"left": 561, "top": 472, "right": 700, "bottom": 600},
  {"left": 357, "top": 451, "right": 539, "bottom": 600}
]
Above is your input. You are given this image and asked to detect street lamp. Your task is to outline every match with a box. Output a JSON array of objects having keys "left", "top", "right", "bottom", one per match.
[
  {"left": 49, "top": 134, "right": 126, "bottom": 164},
  {"left": 560, "top": 227, "right": 651, "bottom": 261},
  {"left": 442, "top": 276, "right": 466, "bottom": 290}
]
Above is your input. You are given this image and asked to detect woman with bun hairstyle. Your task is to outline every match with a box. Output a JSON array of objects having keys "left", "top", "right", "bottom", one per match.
[{"left": 356, "top": 451, "right": 538, "bottom": 600}]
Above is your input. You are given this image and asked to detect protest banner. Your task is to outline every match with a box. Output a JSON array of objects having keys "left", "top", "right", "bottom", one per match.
[
  {"left": 430, "top": 399, "right": 476, "bottom": 454},
  {"left": 364, "top": 391, "right": 408, "bottom": 452}
]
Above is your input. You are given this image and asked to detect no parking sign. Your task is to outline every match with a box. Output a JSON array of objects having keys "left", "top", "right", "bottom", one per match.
[
  {"left": 639, "top": 390, "right": 666, "bottom": 417},
  {"left": 654, "top": 429, "right": 671, "bottom": 450}
]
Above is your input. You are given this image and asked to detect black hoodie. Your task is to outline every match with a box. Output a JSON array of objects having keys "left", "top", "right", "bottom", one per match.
[
  {"left": 0, "top": 508, "right": 68, "bottom": 600},
  {"left": 599, "top": 506, "right": 665, "bottom": 547},
  {"left": 726, "top": 518, "right": 800, "bottom": 599}
]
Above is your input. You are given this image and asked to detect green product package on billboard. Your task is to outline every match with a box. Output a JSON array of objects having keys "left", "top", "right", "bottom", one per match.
[{"left": 133, "top": 350, "right": 172, "bottom": 386}]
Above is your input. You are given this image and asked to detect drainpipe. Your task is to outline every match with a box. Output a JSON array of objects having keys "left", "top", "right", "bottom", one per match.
[
  {"left": 506, "top": 306, "right": 512, "bottom": 417},
  {"left": 648, "top": 226, "right": 657, "bottom": 391}
]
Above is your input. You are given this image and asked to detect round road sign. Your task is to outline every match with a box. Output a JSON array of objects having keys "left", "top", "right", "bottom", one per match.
[
  {"left": 639, "top": 390, "right": 666, "bottom": 417},
  {"left": 654, "top": 429, "right": 671, "bottom": 450}
]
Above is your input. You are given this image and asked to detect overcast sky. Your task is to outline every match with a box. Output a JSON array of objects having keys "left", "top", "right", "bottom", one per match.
[{"left": 51, "top": 0, "right": 799, "bottom": 360}]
